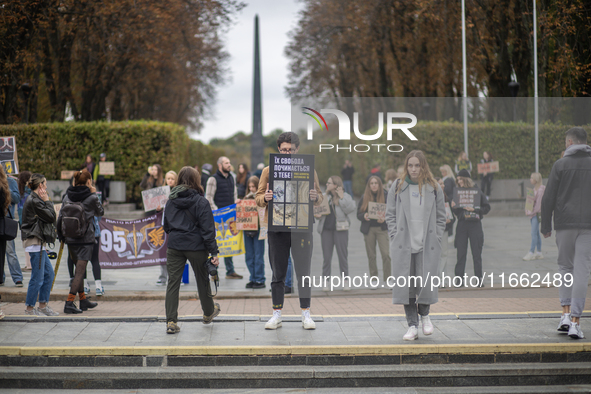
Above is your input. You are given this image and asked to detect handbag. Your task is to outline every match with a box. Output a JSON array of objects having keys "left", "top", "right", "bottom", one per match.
[{"left": 0, "top": 210, "right": 18, "bottom": 241}]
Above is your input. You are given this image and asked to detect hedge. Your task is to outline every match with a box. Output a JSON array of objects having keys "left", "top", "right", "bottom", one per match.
[
  {"left": 0, "top": 121, "right": 224, "bottom": 204},
  {"left": 297, "top": 121, "right": 589, "bottom": 196}
]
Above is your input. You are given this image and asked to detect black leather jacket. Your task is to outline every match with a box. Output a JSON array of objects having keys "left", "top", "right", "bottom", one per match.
[
  {"left": 21, "top": 192, "right": 56, "bottom": 242},
  {"left": 57, "top": 186, "right": 104, "bottom": 244}
]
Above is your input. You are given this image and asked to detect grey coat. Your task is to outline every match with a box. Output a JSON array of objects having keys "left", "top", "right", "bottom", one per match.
[
  {"left": 317, "top": 192, "right": 356, "bottom": 233},
  {"left": 385, "top": 181, "right": 446, "bottom": 305}
]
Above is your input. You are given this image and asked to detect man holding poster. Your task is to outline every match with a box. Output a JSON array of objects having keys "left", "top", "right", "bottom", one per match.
[{"left": 256, "top": 132, "right": 323, "bottom": 330}]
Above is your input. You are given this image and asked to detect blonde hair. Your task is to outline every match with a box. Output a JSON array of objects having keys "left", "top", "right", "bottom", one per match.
[
  {"left": 385, "top": 169, "right": 397, "bottom": 183},
  {"left": 456, "top": 176, "right": 475, "bottom": 188},
  {"left": 531, "top": 173, "right": 543, "bottom": 188},
  {"left": 396, "top": 150, "right": 439, "bottom": 195},
  {"left": 439, "top": 164, "right": 455, "bottom": 180},
  {"left": 165, "top": 171, "right": 177, "bottom": 181}
]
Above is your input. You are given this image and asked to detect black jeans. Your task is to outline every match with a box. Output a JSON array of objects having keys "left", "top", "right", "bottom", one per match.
[
  {"left": 97, "top": 179, "right": 111, "bottom": 200},
  {"left": 165, "top": 249, "right": 214, "bottom": 323},
  {"left": 454, "top": 220, "right": 484, "bottom": 281},
  {"left": 480, "top": 175, "right": 493, "bottom": 196},
  {"left": 268, "top": 231, "right": 312, "bottom": 309}
]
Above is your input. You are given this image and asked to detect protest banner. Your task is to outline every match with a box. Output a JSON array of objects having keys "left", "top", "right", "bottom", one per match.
[
  {"left": 453, "top": 187, "right": 482, "bottom": 221},
  {"left": 477, "top": 161, "right": 500, "bottom": 174},
  {"left": 236, "top": 199, "right": 258, "bottom": 230},
  {"left": 525, "top": 188, "right": 535, "bottom": 212},
  {"left": 213, "top": 204, "right": 245, "bottom": 257},
  {"left": 141, "top": 185, "right": 170, "bottom": 212},
  {"left": 367, "top": 202, "right": 387, "bottom": 220},
  {"left": 313, "top": 194, "right": 330, "bottom": 217},
  {"left": 99, "top": 212, "right": 167, "bottom": 268},
  {"left": 258, "top": 207, "right": 267, "bottom": 240},
  {"left": 99, "top": 161, "right": 115, "bottom": 175},
  {"left": 0, "top": 136, "right": 19, "bottom": 174},
  {"left": 61, "top": 171, "right": 76, "bottom": 180},
  {"left": 268, "top": 153, "right": 314, "bottom": 232}
]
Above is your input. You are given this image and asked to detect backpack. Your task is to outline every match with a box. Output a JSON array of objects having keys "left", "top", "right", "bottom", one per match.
[{"left": 61, "top": 201, "right": 89, "bottom": 238}]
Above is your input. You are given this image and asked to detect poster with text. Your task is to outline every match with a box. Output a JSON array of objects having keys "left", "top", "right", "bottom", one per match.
[
  {"left": 141, "top": 185, "right": 170, "bottom": 212},
  {"left": 367, "top": 202, "right": 387, "bottom": 220},
  {"left": 236, "top": 199, "right": 258, "bottom": 230},
  {"left": 453, "top": 187, "right": 481, "bottom": 210},
  {"left": 213, "top": 204, "right": 245, "bottom": 257},
  {"left": 99, "top": 212, "right": 167, "bottom": 269},
  {"left": 0, "top": 136, "right": 18, "bottom": 175},
  {"left": 477, "top": 161, "right": 500, "bottom": 174},
  {"left": 268, "top": 154, "right": 314, "bottom": 232},
  {"left": 99, "top": 161, "right": 115, "bottom": 176}
]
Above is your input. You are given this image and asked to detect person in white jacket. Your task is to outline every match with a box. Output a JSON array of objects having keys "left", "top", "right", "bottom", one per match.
[{"left": 317, "top": 176, "right": 356, "bottom": 291}]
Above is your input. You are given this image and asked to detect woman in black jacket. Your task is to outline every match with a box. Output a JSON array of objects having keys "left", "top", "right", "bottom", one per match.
[
  {"left": 57, "top": 170, "right": 104, "bottom": 314},
  {"left": 163, "top": 166, "right": 220, "bottom": 334},
  {"left": 21, "top": 173, "right": 59, "bottom": 316},
  {"left": 357, "top": 176, "right": 391, "bottom": 283}
]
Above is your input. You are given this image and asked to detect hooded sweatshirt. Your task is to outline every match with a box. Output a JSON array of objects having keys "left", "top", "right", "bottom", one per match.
[
  {"left": 541, "top": 144, "right": 591, "bottom": 233},
  {"left": 163, "top": 186, "right": 218, "bottom": 255}
]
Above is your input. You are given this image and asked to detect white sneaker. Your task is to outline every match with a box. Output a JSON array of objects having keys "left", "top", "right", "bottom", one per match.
[
  {"left": 522, "top": 252, "right": 535, "bottom": 261},
  {"left": 421, "top": 315, "right": 434, "bottom": 335},
  {"left": 534, "top": 251, "right": 544, "bottom": 260},
  {"left": 568, "top": 322, "right": 585, "bottom": 339},
  {"left": 302, "top": 309, "right": 316, "bottom": 330},
  {"left": 403, "top": 326, "right": 418, "bottom": 341},
  {"left": 264, "top": 310, "right": 282, "bottom": 330},
  {"left": 557, "top": 313, "right": 571, "bottom": 332}
]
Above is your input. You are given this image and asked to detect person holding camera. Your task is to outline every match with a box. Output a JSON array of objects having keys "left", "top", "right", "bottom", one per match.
[
  {"left": 163, "top": 166, "right": 221, "bottom": 334},
  {"left": 21, "top": 173, "right": 59, "bottom": 316}
]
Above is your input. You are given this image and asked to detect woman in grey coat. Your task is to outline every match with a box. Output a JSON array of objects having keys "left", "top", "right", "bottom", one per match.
[
  {"left": 386, "top": 150, "right": 446, "bottom": 341},
  {"left": 317, "top": 176, "right": 356, "bottom": 291}
]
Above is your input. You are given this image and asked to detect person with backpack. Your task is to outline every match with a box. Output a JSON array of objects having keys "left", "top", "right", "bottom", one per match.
[
  {"left": 163, "top": 166, "right": 220, "bottom": 334},
  {"left": 57, "top": 170, "right": 104, "bottom": 314},
  {"left": 386, "top": 150, "right": 446, "bottom": 341}
]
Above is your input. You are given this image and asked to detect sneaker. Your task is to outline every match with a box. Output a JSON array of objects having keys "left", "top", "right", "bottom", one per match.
[
  {"left": 421, "top": 315, "right": 434, "bottom": 335},
  {"left": 25, "top": 308, "right": 41, "bottom": 316},
  {"left": 84, "top": 286, "right": 90, "bottom": 295},
  {"left": 166, "top": 321, "right": 180, "bottom": 334},
  {"left": 226, "top": 272, "right": 243, "bottom": 279},
  {"left": 15, "top": 281, "right": 23, "bottom": 287},
  {"left": 557, "top": 313, "right": 571, "bottom": 332},
  {"left": 534, "top": 251, "right": 544, "bottom": 260},
  {"left": 265, "top": 310, "right": 282, "bottom": 330},
  {"left": 403, "top": 326, "right": 419, "bottom": 341},
  {"left": 245, "top": 281, "right": 254, "bottom": 289},
  {"left": 156, "top": 280, "right": 166, "bottom": 286},
  {"left": 38, "top": 306, "right": 59, "bottom": 316},
  {"left": 568, "top": 322, "right": 585, "bottom": 339},
  {"left": 253, "top": 282, "right": 266, "bottom": 289},
  {"left": 203, "top": 303, "right": 221, "bottom": 324},
  {"left": 284, "top": 286, "right": 292, "bottom": 294},
  {"left": 302, "top": 309, "right": 316, "bottom": 330},
  {"left": 522, "top": 252, "right": 535, "bottom": 261},
  {"left": 96, "top": 287, "right": 105, "bottom": 296}
]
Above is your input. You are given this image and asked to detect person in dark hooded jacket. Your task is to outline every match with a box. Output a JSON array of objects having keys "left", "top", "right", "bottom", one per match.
[
  {"left": 57, "top": 169, "right": 104, "bottom": 314},
  {"left": 163, "top": 166, "right": 220, "bottom": 334}
]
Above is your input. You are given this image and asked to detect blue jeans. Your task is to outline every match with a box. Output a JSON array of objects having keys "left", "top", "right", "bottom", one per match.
[
  {"left": 285, "top": 255, "right": 292, "bottom": 288},
  {"left": 530, "top": 216, "right": 542, "bottom": 253},
  {"left": 25, "top": 251, "right": 54, "bottom": 307},
  {"left": 4, "top": 239, "right": 22, "bottom": 283},
  {"left": 244, "top": 231, "right": 265, "bottom": 283},
  {"left": 343, "top": 180, "right": 353, "bottom": 197},
  {"left": 224, "top": 256, "right": 235, "bottom": 275}
]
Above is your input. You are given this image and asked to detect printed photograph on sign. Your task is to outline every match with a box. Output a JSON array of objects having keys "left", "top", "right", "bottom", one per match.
[
  {"left": 0, "top": 136, "right": 19, "bottom": 174},
  {"left": 297, "top": 204, "right": 309, "bottom": 226},
  {"left": 0, "top": 137, "right": 15, "bottom": 153},
  {"left": 273, "top": 204, "right": 284, "bottom": 226},
  {"left": 285, "top": 181, "right": 298, "bottom": 203},
  {"left": 141, "top": 185, "right": 170, "bottom": 212},
  {"left": 297, "top": 181, "right": 309, "bottom": 203},
  {"left": 273, "top": 181, "right": 285, "bottom": 202},
  {"left": 1, "top": 160, "right": 16, "bottom": 175},
  {"left": 284, "top": 204, "right": 296, "bottom": 226}
]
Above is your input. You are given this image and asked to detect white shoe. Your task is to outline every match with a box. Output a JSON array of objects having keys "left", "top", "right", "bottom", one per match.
[
  {"left": 522, "top": 252, "right": 535, "bottom": 261},
  {"left": 557, "top": 313, "right": 571, "bottom": 332},
  {"left": 534, "top": 251, "right": 544, "bottom": 260},
  {"left": 265, "top": 310, "right": 282, "bottom": 330},
  {"left": 421, "top": 315, "right": 434, "bottom": 335},
  {"left": 568, "top": 322, "right": 585, "bottom": 339},
  {"left": 302, "top": 309, "right": 316, "bottom": 330},
  {"left": 403, "top": 326, "right": 418, "bottom": 341}
]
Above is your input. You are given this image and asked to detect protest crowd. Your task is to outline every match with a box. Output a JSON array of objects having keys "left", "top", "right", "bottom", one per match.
[{"left": 0, "top": 128, "right": 590, "bottom": 342}]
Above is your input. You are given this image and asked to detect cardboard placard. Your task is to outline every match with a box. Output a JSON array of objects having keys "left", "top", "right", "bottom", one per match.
[
  {"left": 141, "top": 186, "right": 170, "bottom": 212},
  {"left": 236, "top": 199, "right": 258, "bottom": 230},
  {"left": 0, "top": 136, "right": 19, "bottom": 175},
  {"left": 99, "top": 161, "right": 115, "bottom": 176},
  {"left": 258, "top": 207, "right": 268, "bottom": 240},
  {"left": 313, "top": 195, "right": 330, "bottom": 217},
  {"left": 525, "top": 188, "right": 535, "bottom": 212},
  {"left": 477, "top": 161, "right": 500, "bottom": 174},
  {"left": 61, "top": 170, "right": 76, "bottom": 180},
  {"left": 367, "top": 202, "right": 387, "bottom": 221},
  {"left": 445, "top": 202, "right": 453, "bottom": 221}
]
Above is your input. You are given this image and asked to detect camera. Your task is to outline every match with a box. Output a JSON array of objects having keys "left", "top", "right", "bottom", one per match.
[{"left": 204, "top": 257, "right": 218, "bottom": 280}]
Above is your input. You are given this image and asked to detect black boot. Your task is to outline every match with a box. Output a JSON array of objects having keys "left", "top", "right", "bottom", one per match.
[
  {"left": 64, "top": 301, "right": 83, "bottom": 314},
  {"left": 79, "top": 299, "right": 98, "bottom": 311}
]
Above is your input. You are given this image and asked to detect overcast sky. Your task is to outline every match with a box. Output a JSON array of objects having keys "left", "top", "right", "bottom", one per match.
[{"left": 194, "top": 0, "right": 303, "bottom": 143}]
